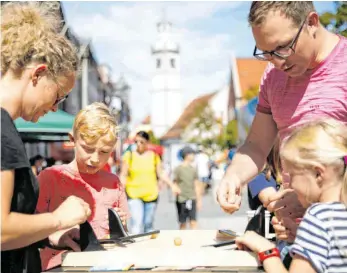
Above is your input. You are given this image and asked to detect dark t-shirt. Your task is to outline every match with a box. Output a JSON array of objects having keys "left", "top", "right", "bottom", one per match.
[{"left": 1, "top": 108, "right": 41, "bottom": 273}]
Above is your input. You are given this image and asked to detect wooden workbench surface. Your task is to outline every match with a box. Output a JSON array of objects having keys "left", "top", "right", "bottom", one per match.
[{"left": 58, "top": 230, "right": 262, "bottom": 272}]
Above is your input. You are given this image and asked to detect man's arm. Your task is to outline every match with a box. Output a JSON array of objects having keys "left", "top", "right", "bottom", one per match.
[
  {"left": 224, "top": 111, "right": 278, "bottom": 187},
  {"left": 217, "top": 111, "right": 278, "bottom": 213}
]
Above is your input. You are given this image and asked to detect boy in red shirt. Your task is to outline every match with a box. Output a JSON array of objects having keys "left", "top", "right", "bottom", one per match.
[{"left": 36, "top": 102, "right": 129, "bottom": 271}]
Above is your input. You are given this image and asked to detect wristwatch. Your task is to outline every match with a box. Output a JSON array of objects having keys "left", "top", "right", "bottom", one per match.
[{"left": 258, "top": 247, "right": 280, "bottom": 264}]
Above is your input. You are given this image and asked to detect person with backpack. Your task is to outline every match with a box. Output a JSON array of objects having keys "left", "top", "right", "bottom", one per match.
[{"left": 120, "top": 131, "right": 181, "bottom": 234}]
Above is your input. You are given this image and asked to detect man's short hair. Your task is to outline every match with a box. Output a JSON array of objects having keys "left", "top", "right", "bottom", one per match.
[{"left": 248, "top": 1, "right": 316, "bottom": 27}]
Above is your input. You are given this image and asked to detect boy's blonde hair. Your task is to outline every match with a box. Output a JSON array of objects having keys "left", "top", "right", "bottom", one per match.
[
  {"left": 73, "top": 102, "right": 120, "bottom": 145},
  {"left": 1, "top": 2, "right": 78, "bottom": 78},
  {"left": 280, "top": 119, "right": 347, "bottom": 205}
]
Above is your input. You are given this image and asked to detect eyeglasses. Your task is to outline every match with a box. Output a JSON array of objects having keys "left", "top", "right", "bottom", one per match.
[
  {"left": 52, "top": 79, "right": 69, "bottom": 106},
  {"left": 253, "top": 18, "right": 307, "bottom": 61},
  {"left": 53, "top": 94, "right": 69, "bottom": 106}
]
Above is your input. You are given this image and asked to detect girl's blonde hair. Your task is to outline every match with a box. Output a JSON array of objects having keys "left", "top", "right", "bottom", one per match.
[
  {"left": 264, "top": 136, "right": 282, "bottom": 183},
  {"left": 280, "top": 119, "right": 347, "bottom": 205},
  {"left": 1, "top": 2, "right": 78, "bottom": 78},
  {"left": 73, "top": 102, "right": 120, "bottom": 145}
]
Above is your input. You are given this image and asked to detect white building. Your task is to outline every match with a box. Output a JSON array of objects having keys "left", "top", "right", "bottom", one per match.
[{"left": 150, "top": 16, "right": 182, "bottom": 138}]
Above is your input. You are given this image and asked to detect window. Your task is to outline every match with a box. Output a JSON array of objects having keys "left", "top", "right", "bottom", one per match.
[
  {"left": 171, "top": 58, "right": 175, "bottom": 68},
  {"left": 156, "top": 59, "right": 161, "bottom": 68}
]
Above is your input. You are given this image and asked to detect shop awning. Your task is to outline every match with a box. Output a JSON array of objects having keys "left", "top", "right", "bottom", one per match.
[{"left": 14, "top": 110, "right": 75, "bottom": 142}]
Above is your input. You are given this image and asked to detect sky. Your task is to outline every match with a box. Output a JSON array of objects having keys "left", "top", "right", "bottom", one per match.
[{"left": 61, "top": 1, "right": 336, "bottom": 127}]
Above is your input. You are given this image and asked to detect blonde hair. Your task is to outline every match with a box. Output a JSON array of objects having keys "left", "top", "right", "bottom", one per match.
[
  {"left": 73, "top": 102, "right": 120, "bottom": 145},
  {"left": 264, "top": 137, "right": 282, "bottom": 183},
  {"left": 248, "top": 1, "right": 315, "bottom": 27},
  {"left": 1, "top": 2, "right": 78, "bottom": 78},
  {"left": 280, "top": 119, "right": 347, "bottom": 205}
]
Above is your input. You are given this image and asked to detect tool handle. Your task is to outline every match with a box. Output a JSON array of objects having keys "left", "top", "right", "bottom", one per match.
[
  {"left": 118, "top": 230, "right": 160, "bottom": 241},
  {"left": 202, "top": 239, "right": 236, "bottom": 248}
]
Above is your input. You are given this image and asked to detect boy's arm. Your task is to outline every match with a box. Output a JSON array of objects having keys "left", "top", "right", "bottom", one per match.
[
  {"left": 194, "top": 170, "right": 202, "bottom": 210},
  {"left": 116, "top": 180, "right": 130, "bottom": 229},
  {"left": 156, "top": 158, "right": 180, "bottom": 194}
]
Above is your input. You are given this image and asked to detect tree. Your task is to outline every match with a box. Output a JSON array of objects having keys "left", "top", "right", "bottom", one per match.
[
  {"left": 320, "top": 1, "right": 347, "bottom": 37},
  {"left": 184, "top": 104, "right": 223, "bottom": 154},
  {"left": 243, "top": 85, "right": 259, "bottom": 101},
  {"left": 147, "top": 130, "right": 160, "bottom": 145}
]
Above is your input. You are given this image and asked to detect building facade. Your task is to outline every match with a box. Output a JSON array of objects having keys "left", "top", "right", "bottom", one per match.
[{"left": 150, "top": 16, "right": 182, "bottom": 138}]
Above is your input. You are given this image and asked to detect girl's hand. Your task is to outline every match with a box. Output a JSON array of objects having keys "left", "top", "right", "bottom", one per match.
[{"left": 235, "top": 231, "right": 275, "bottom": 254}]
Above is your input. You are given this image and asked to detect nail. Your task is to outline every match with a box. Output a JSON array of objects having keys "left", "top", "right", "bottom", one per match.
[{"left": 295, "top": 218, "right": 302, "bottom": 224}]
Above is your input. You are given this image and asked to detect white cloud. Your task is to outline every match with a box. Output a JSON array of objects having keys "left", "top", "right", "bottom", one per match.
[{"left": 64, "top": 2, "right": 245, "bottom": 126}]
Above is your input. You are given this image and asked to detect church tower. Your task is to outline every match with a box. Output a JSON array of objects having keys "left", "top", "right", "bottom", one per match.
[{"left": 150, "top": 13, "right": 182, "bottom": 138}]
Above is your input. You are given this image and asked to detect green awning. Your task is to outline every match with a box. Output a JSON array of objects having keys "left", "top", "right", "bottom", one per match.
[
  {"left": 14, "top": 110, "right": 75, "bottom": 142},
  {"left": 15, "top": 110, "right": 75, "bottom": 134}
]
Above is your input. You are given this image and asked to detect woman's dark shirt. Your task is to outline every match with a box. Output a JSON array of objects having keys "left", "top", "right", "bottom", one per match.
[{"left": 1, "top": 108, "right": 41, "bottom": 273}]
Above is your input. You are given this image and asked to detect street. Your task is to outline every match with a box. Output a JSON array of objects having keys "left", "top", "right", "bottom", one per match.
[{"left": 154, "top": 183, "right": 250, "bottom": 233}]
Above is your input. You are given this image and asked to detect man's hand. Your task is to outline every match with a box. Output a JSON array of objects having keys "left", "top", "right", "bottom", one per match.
[
  {"left": 48, "top": 226, "right": 80, "bottom": 251},
  {"left": 216, "top": 176, "right": 242, "bottom": 214},
  {"left": 265, "top": 189, "right": 305, "bottom": 242}
]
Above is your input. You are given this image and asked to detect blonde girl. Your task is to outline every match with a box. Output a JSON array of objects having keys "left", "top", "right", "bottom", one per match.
[
  {"left": 36, "top": 102, "right": 130, "bottom": 271},
  {"left": 1, "top": 3, "right": 90, "bottom": 273},
  {"left": 236, "top": 119, "right": 347, "bottom": 273}
]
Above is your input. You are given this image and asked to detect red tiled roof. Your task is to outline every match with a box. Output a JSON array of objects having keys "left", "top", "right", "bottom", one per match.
[
  {"left": 161, "top": 92, "right": 216, "bottom": 140},
  {"left": 161, "top": 59, "right": 268, "bottom": 140},
  {"left": 236, "top": 58, "right": 268, "bottom": 97}
]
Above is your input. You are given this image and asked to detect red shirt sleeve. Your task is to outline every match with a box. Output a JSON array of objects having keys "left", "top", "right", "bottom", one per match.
[{"left": 256, "top": 63, "right": 273, "bottom": 115}]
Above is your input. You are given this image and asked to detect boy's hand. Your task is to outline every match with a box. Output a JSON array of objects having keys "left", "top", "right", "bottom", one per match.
[
  {"left": 171, "top": 184, "right": 181, "bottom": 195},
  {"left": 112, "top": 207, "right": 128, "bottom": 227},
  {"left": 235, "top": 231, "right": 276, "bottom": 254}
]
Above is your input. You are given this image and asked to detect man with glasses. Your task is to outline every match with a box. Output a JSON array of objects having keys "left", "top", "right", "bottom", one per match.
[{"left": 216, "top": 0, "right": 347, "bottom": 257}]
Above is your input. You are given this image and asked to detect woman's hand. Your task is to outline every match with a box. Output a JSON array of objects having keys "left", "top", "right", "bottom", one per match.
[
  {"left": 235, "top": 231, "right": 275, "bottom": 254},
  {"left": 52, "top": 196, "right": 91, "bottom": 230},
  {"left": 48, "top": 226, "right": 80, "bottom": 251}
]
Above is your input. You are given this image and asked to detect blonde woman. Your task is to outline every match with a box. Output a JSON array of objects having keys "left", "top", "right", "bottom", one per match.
[
  {"left": 37, "top": 102, "right": 129, "bottom": 271},
  {"left": 236, "top": 119, "right": 347, "bottom": 273},
  {"left": 1, "top": 3, "right": 91, "bottom": 273}
]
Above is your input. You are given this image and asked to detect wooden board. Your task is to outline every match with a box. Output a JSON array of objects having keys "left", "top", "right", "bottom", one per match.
[{"left": 62, "top": 230, "right": 260, "bottom": 271}]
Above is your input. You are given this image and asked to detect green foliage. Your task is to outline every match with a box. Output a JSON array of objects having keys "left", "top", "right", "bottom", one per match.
[
  {"left": 244, "top": 85, "right": 259, "bottom": 101},
  {"left": 147, "top": 130, "right": 160, "bottom": 145},
  {"left": 225, "top": 119, "right": 238, "bottom": 146},
  {"left": 320, "top": 1, "right": 347, "bottom": 37},
  {"left": 186, "top": 104, "right": 239, "bottom": 153}
]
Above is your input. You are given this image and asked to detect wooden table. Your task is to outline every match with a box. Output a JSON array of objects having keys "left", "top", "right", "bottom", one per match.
[{"left": 47, "top": 230, "right": 264, "bottom": 273}]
